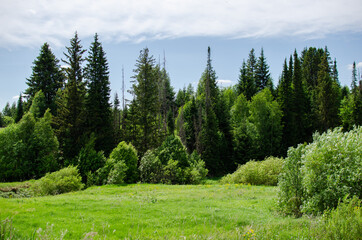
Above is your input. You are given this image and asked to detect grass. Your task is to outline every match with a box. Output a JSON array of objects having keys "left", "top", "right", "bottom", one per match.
[{"left": 0, "top": 182, "right": 317, "bottom": 239}]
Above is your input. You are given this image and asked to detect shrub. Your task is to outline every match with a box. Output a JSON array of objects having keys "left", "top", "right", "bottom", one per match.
[
  {"left": 138, "top": 137, "right": 208, "bottom": 184},
  {"left": 93, "top": 142, "right": 138, "bottom": 185},
  {"left": 278, "top": 126, "right": 362, "bottom": 216},
  {"left": 221, "top": 156, "right": 283, "bottom": 186},
  {"left": 32, "top": 166, "right": 84, "bottom": 196},
  {"left": 139, "top": 150, "right": 163, "bottom": 183},
  {"left": 312, "top": 196, "right": 362, "bottom": 239}
]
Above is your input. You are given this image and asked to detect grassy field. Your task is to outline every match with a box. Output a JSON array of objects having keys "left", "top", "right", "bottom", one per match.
[{"left": 0, "top": 182, "right": 316, "bottom": 239}]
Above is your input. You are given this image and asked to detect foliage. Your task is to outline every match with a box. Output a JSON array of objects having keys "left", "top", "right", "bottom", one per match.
[
  {"left": 29, "top": 90, "right": 47, "bottom": 119},
  {"left": 108, "top": 141, "right": 138, "bottom": 183},
  {"left": 31, "top": 166, "right": 84, "bottom": 196},
  {"left": 139, "top": 136, "right": 208, "bottom": 184},
  {"left": 221, "top": 157, "right": 283, "bottom": 186},
  {"left": 311, "top": 196, "right": 362, "bottom": 240},
  {"left": 77, "top": 135, "right": 106, "bottom": 183},
  {"left": 139, "top": 150, "right": 163, "bottom": 183},
  {"left": 84, "top": 33, "right": 113, "bottom": 155},
  {"left": 278, "top": 126, "right": 362, "bottom": 216},
  {"left": 0, "top": 111, "right": 59, "bottom": 182},
  {"left": 25, "top": 42, "right": 65, "bottom": 114}
]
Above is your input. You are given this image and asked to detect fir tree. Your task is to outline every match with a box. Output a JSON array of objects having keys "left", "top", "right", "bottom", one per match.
[
  {"left": 112, "top": 93, "right": 121, "bottom": 144},
  {"left": 84, "top": 33, "right": 113, "bottom": 155},
  {"left": 130, "top": 47, "right": 160, "bottom": 155},
  {"left": 237, "top": 60, "right": 256, "bottom": 100},
  {"left": 54, "top": 32, "right": 87, "bottom": 163},
  {"left": 15, "top": 93, "right": 24, "bottom": 123},
  {"left": 25, "top": 43, "right": 65, "bottom": 114},
  {"left": 255, "top": 48, "right": 273, "bottom": 91}
]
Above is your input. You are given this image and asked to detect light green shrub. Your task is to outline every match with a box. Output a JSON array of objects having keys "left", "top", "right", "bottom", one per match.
[
  {"left": 278, "top": 126, "right": 362, "bottom": 216},
  {"left": 221, "top": 156, "right": 283, "bottom": 186},
  {"left": 312, "top": 196, "right": 362, "bottom": 239},
  {"left": 106, "top": 160, "right": 128, "bottom": 184},
  {"left": 109, "top": 141, "right": 138, "bottom": 183},
  {"left": 32, "top": 166, "right": 84, "bottom": 196}
]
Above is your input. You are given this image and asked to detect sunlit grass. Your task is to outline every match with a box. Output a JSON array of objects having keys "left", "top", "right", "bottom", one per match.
[{"left": 0, "top": 183, "right": 315, "bottom": 239}]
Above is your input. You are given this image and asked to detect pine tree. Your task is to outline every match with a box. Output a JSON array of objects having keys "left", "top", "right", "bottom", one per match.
[
  {"left": 53, "top": 32, "right": 87, "bottom": 163},
  {"left": 84, "top": 33, "right": 113, "bottom": 155},
  {"left": 25, "top": 43, "right": 65, "bottom": 114},
  {"left": 15, "top": 93, "right": 24, "bottom": 123},
  {"left": 255, "top": 48, "right": 273, "bottom": 91},
  {"left": 112, "top": 93, "right": 121, "bottom": 144},
  {"left": 131, "top": 47, "right": 160, "bottom": 155}
]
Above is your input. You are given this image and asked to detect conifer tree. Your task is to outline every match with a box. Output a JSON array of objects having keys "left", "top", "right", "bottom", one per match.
[
  {"left": 15, "top": 93, "right": 24, "bottom": 123},
  {"left": 112, "top": 93, "right": 121, "bottom": 144},
  {"left": 25, "top": 43, "right": 65, "bottom": 114},
  {"left": 237, "top": 60, "right": 256, "bottom": 100},
  {"left": 84, "top": 33, "right": 113, "bottom": 155},
  {"left": 255, "top": 48, "right": 273, "bottom": 91},
  {"left": 130, "top": 48, "right": 160, "bottom": 155},
  {"left": 316, "top": 52, "right": 340, "bottom": 131},
  {"left": 54, "top": 32, "right": 87, "bottom": 163}
]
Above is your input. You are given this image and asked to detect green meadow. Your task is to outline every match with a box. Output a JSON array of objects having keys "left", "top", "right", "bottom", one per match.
[{"left": 0, "top": 182, "right": 315, "bottom": 239}]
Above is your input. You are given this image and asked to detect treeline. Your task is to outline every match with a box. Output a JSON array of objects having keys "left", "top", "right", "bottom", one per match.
[{"left": 1, "top": 32, "right": 362, "bottom": 182}]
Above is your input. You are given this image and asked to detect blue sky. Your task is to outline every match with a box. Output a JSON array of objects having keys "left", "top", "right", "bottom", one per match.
[{"left": 1, "top": 0, "right": 362, "bottom": 109}]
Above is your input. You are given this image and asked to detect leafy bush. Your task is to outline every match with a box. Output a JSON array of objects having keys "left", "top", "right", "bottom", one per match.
[
  {"left": 312, "top": 196, "right": 362, "bottom": 239},
  {"left": 139, "top": 150, "right": 163, "bottom": 183},
  {"left": 93, "top": 142, "right": 138, "bottom": 185},
  {"left": 139, "top": 136, "right": 208, "bottom": 184},
  {"left": 32, "top": 166, "right": 84, "bottom": 196},
  {"left": 278, "top": 126, "right": 362, "bottom": 216},
  {"left": 221, "top": 156, "right": 283, "bottom": 186}
]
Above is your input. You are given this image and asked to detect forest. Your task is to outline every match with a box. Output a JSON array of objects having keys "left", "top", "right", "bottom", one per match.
[{"left": 0, "top": 32, "right": 361, "bottom": 184}]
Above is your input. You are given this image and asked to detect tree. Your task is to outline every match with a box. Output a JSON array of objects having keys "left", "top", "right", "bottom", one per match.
[
  {"left": 316, "top": 52, "right": 340, "bottom": 131},
  {"left": 29, "top": 90, "right": 47, "bottom": 118},
  {"left": 15, "top": 93, "right": 24, "bottom": 123},
  {"left": 237, "top": 60, "right": 256, "bottom": 100},
  {"left": 248, "top": 88, "right": 283, "bottom": 159},
  {"left": 112, "top": 93, "right": 121, "bottom": 144},
  {"left": 54, "top": 32, "right": 87, "bottom": 163},
  {"left": 84, "top": 33, "right": 113, "bottom": 155},
  {"left": 130, "top": 47, "right": 160, "bottom": 155},
  {"left": 255, "top": 48, "right": 273, "bottom": 91},
  {"left": 25, "top": 42, "right": 65, "bottom": 114}
]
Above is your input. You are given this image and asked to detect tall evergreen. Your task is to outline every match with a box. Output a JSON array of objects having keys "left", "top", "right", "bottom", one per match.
[
  {"left": 277, "top": 58, "right": 294, "bottom": 152},
  {"left": 112, "top": 93, "right": 121, "bottom": 144},
  {"left": 292, "top": 50, "right": 310, "bottom": 144},
  {"left": 84, "top": 33, "right": 113, "bottom": 155},
  {"left": 237, "top": 60, "right": 256, "bottom": 100},
  {"left": 14, "top": 93, "right": 24, "bottom": 123},
  {"left": 54, "top": 32, "right": 87, "bottom": 163},
  {"left": 130, "top": 47, "right": 160, "bottom": 155},
  {"left": 25, "top": 43, "right": 65, "bottom": 114},
  {"left": 316, "top": 52, "right": 340, "bottom": 131},
  {"left": 255, "top": 48, "right": 273, "bottom": 91}
]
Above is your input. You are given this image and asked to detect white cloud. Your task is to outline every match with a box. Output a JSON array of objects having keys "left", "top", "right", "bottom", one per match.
[
  {"left": 348, "top": 62, "right": 362, "bottom": 70},
  {"left": 217, "top": 79, "right": 233, "bottom": 85},
  {"left": 1, "top": 0, "right": 362, "bottom": 48}
]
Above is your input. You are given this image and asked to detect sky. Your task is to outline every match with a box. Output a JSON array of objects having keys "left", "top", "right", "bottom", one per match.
[{"left": 1, "top": 0, "right": 362, "bottom": 110}]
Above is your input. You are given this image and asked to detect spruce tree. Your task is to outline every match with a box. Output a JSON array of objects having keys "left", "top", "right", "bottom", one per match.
[
  {"left": 131, "top": 47, "right": 160, "bottom": 155},
  {"left": 25, "top": 43, "right": 65, "bottom": 114},
  {"left": 84, "top": 33, "right": 113, "bottom": 155},
  {"left": 255, "top": 48, "right": 273, "bottom": 91},
  {"left": 112, "top": 93, "right": 121, "bottom": 144},
  {"left": 53, "top": 32, "right": 87, "bottom": 163},
  {"left": 316, "top": 52, "right": 340, "bottom": 131},
  {"left": 15, "top": 93, "right": 24, "bottom": 123},
  {"left": 237, "top": 60, "right": 256, "bottom": 100}
]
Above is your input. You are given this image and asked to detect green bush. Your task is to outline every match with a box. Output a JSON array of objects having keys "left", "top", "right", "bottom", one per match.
[
  {"left": 93, "top": 142, "right": 138, "bottom": 185},
  {"left": 312, "top": 196, "right": 362, "bottom": 239},
  {"left": 139, "top": 136, "right": 208, "bottom": 184},
  {"left": 221, "top": 156, "right": 283, "bottom": 186},
  {"left": 278, "top": 126, "right": 362, "bottom": 216},
  {"left": 32, "top": 166, "right": 84, "bottom": 196},
  {"left": 109, "top": 141, "right": 138, "bottom": 183},
  {"left": 139, "top": 150, "right": 163, "bottom": 183}
]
